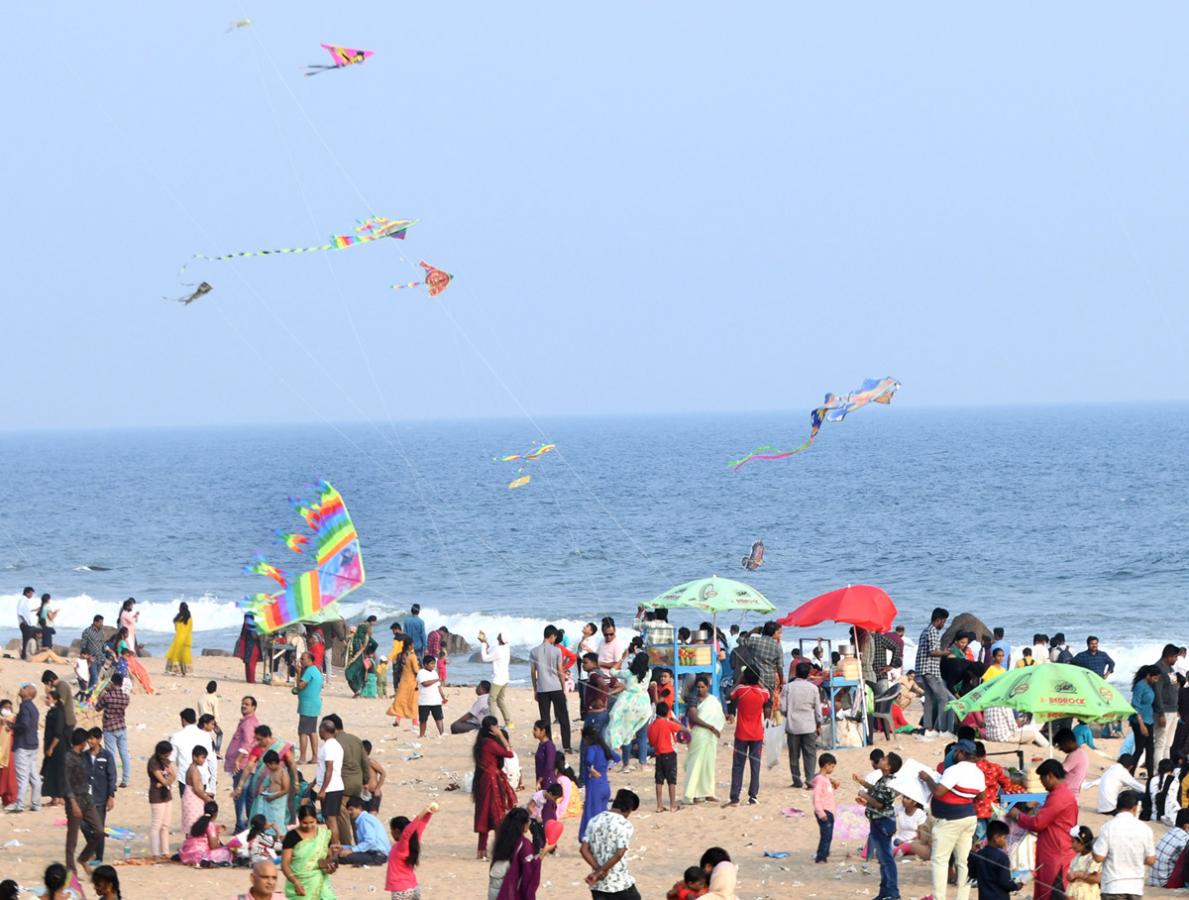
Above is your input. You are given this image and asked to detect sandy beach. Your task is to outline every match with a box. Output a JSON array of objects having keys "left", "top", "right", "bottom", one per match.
[{"left": 0, "top": 651, "right": 1152, "bottom": 899}]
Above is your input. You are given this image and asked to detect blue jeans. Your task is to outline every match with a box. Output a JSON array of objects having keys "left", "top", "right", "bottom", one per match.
[
  {"left": 232, "top": 770, "right": 249, "bottom": 831},
  {"left": 88, "top": 658, "right": 103, "bottom": 691},
  {"left": 870, "top": 815, "right": 898, "bottom": 898},
  {"left": 623, "top": 721, "right": 649, "bottom": 766},
  {"left": 815, "top": 810, "right": 834, "bottom": 861},
  {"left": 104, "top": 729, "right": 130, "bottom": 785}
]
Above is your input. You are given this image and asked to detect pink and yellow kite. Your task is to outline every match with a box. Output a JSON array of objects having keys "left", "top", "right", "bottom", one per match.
[{"left": 307, "top": 44, "right": 374, "bottom": 76}]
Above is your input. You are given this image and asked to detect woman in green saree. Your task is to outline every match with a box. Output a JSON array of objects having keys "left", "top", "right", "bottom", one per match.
[
  {"left": 281, "top": 805, "right": 337, "bottom": 899},
  {"left": 683, "top": 674, "right": 725, "bottom": 804},
  {"left": 345, "top": 617, "right": 378, "bottom": 698}
]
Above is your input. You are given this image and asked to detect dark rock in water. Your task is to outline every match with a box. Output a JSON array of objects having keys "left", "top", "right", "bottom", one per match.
[
  {"left": 467, "top": 650, "right": 529, "bottom": 665},
  {"left": 202, "top": 648, "right": 232, "bottom": 657},
  {"left": 444, "top": 632, "right": 471, "bottom": 655}
]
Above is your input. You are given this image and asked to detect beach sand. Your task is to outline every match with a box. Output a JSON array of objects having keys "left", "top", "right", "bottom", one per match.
[{"left": 0, "top": 653, "right": 1137, "bottom": 898}]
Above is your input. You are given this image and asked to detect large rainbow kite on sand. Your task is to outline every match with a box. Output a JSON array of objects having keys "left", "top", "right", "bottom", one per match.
[
  {"left": 238, "top": 481, "right": 365, "bottom": 633},
  {"left": 729, "top": 376, "right": 901, "bottom": 469}
]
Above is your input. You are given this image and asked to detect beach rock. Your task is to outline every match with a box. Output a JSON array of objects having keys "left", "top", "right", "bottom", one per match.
[
  {"left": 202, "top": 648, "right": 232, "bottom": 657},
  {"left": 4, "top": 639, "right": 18, "bottom": 652},
  {"left": 444, "top": 633, "right": 471, "bottom": 655}
]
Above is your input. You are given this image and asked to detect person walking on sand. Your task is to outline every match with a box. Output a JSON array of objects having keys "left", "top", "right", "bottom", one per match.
[
  {"left": 92, "top": 672, "right": 131, "bottom": 788},
  {"left": 16, "top": 587, "right": 38, "bottom": 660},
  {"left": 684, "top": 675, "right": 724, "bottom": 804},
  {"left": 915, "top": 607, "right": 954, "bottom": 736},
  {"left": 165, "top": 602, "right": 193, "bottom": 676},
  {"left": 1008, "top": 759, "right": 1078, "bottom": 900},
  {"left": 725, "top": 668, "right": 768, "bottom": 808},
  {"left": 226, "top": 695, "right": 259, "bottom": 831},
  {"left": 80, "top": 614, "right": 107, "bottom": 692},
  {"left": 479, "top": 630, "right": 513, "bottom": 726},
  {"left": 295, "top": 651, "right": 323, "bottom": 764},
  {"left": 1092, "top": 789, "right": 1155, "bottom": 898},
  {"left": 85, "top": 727, "right": 117, "bottom": 866},
  {"left": 403, "top": 604, "right": 427, "bottom": 657},
  {"left": 530, "top": 625, "right": 572, "bottom": 753},
  {"left": 118, "top": 598, "right": 139, "bottom": 656},
  {"left": 580, "top": 788, "right": 642, "bottom": 900},
  {"left": 918, "top": 738, "right": 986, "bottom": 900},
  {"left": 63, "top": 728, "right": 102, "bottom": 872},
  {"left": 473, "top": 716, "right": 517, "bottom": 860},
  {"left": 387, "top": 635, "right": 420, "bottom": 728},
  {"left": 6, "top": 682, "right": 42, "bottom": 813},
  {"left": 146, "top": 740, "right": 176, "bottom": 860},
  {"left": 782, "top": 661, "right": 822, "bottom": 789}
]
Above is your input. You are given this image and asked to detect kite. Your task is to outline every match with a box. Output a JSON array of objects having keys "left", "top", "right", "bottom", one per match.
[
  {"left": 497, "top": 443, "right": 556, "bottom": 463},
  {"left": 226, "top": 18, "right": 252, "bottom": 31},
  {"left": 179, "top": 217, "right": 417, "bottom": 277},
  {"left": 239, "top": 481, "right": 365, "bottom": 633},
  {"left": 306, "top": 43, "right": 374, "bottom": 76},
  {"left": 391, "top": 261, "right": 454, "bottom": 297},
  {"left": 167, "top": 282, "right": 212, "bottom": 305},
  {"left": 496, "top": 442, "right": 555, "bottom": 491},
  {"left": 244, "top": 553, "right": 287, "bottom": 588},
  {"left": 276, "top": 531, "right": 309, "bottom": 554},
  {"left": 729, "top": 377, "right": 901, "bottom": 469},
  {"left": 742, "top": 540, "right": 765, "bottom": 572}
]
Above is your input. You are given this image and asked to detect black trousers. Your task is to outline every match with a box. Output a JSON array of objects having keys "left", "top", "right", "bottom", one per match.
[
  {"left": 535, "top": 690, "right": 572, "bottom": 751},
  {"left": 339, "top": 849, "right": 387, "bottom": 866},
  {"left": 18, "top": 623, "right": 39, "bottom": 660}
]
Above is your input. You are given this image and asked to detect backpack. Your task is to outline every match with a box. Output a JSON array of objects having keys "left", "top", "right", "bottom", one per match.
[{"left": 1057, "top": 647, "right": 1074, "bottom": 664}]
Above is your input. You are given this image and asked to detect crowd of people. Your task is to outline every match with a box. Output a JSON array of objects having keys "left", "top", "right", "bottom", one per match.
[{"left": 8, "top": 591, "right": 1189, "bottom": 899}]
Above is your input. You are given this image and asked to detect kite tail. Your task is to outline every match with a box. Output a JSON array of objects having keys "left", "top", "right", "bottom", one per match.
[{"left": 728, "top": 439, "right": 815, "bottom": 470}]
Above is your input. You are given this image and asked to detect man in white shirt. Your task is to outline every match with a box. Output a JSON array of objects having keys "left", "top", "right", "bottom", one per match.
[
  {"left": 478, "top": 630, "right": 512, "bottom": 725},
  {"left": 170, "top": 708, "right": 215, "bottom": 800},
  {"left": 449, "top": 681, "right": 492, "bottom": 735},
  {"left": 1031, "top": 634, "right": 1050, "bottom": 666},
  {"left": 1097, "top": 754, "right": 1145, "bottom": 814},
  {"left": 314, "top": 719, "right": 345, "bottom": 845},
  {"left": 919, "top": 740, "right": 986, "bottom": 900},
  {"left": 1093, "top": 790, "right": 1155, "bottom": 897},
  {"left": 16, "top": 586, "right": 38, "bottom": 661}
]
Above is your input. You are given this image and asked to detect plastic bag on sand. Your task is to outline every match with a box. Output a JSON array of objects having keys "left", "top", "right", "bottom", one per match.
[{"left": 764, "top": 722, "right": 785, "bottom": 770}]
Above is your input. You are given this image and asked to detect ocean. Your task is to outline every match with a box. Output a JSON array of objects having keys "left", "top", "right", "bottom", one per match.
[{"left": 2, "top": 405, "right": 1186, "bottom": 685}]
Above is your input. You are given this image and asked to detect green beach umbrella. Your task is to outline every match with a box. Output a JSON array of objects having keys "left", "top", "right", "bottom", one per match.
[
  {"left": 947, "top": 663, "right": 1134, "bottom": 724},
  {"left": 645, "top": 575, "right": 775, "bottom": 615}
]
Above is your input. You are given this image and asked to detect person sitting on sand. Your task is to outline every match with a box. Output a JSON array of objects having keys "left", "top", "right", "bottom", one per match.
[
  {"left": 667, "top": 866, "right": 709, "bottom": 900},
  {"left": 180, "top": 799, "right": 234, "bottom": 866}
]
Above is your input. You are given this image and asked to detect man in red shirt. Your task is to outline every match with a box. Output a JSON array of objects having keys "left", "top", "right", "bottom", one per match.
[
  {"left": 725, "top": 669, "right": 769, "bottom": 807},
  {"left": 647, "top": 701, "right": 688, "bottom": 812},
  {"left": 1007, "top": 759, "right": 1078, "bottom": 900}
]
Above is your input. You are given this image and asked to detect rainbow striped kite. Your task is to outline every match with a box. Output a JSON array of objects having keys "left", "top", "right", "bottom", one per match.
[{"left": 239, "top": 481, "right": 366, "bottom": 633}]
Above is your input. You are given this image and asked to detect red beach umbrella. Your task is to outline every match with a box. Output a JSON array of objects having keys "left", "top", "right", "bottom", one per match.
[{"left": 777, "top": 584, "right": 897, "bottom": 633}]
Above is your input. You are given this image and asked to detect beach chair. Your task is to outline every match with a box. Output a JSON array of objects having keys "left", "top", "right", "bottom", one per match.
[{"left": 869, "top": 682, "right": 902, "bottom": 740}]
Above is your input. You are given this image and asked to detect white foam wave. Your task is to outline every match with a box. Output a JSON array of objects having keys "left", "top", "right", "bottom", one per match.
[{"left": 0, "top": 593, "right": 247, "bottom": 633}]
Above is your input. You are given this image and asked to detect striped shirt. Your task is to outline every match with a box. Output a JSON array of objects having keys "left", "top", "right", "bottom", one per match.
[{"left": 931, "top": 760, "right": 984, "bottom": 820}]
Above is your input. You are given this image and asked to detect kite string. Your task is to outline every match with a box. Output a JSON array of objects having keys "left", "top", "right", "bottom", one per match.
[
  {"left": 59, "top": 43, "right": 533, "bottom": 600},
  {"left": 244, "top": 30, "right": 669, "bottom": 585},
  {"left": 245, "top": 42, "right": 479, "bottom": 603}
]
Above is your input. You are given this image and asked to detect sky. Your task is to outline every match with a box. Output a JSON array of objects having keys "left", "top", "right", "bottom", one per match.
[{"left": 4, "top": 3, "right": 1188, "bottom": 430}]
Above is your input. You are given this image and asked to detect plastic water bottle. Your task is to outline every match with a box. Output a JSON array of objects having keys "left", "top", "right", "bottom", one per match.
[{"left": 123, "top": 841, "right": 131, "bottom": 861}]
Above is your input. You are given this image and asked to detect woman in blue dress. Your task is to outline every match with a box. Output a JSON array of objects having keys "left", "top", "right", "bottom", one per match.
[{"left": 578, "top": 723, "right": 620, "bottom": 842}]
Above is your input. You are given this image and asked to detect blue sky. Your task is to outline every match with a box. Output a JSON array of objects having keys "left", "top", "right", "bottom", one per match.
[{"left": 5, "top": 3, "right": 1188, "bottom": 430}]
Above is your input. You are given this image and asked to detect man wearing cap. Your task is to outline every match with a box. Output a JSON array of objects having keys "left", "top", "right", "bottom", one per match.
[
  {"left": 919, "top": 738, "right": 986, "bottom": 900},
  {"left": 1008, "top": 759, "right": 1078, "bottom": 900},
  {"left": 15, "top": 587, "right": 38, "bottom": 661},
  {"left": 1092, "top": 789, "right": 1155, "bottom": 898}
]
